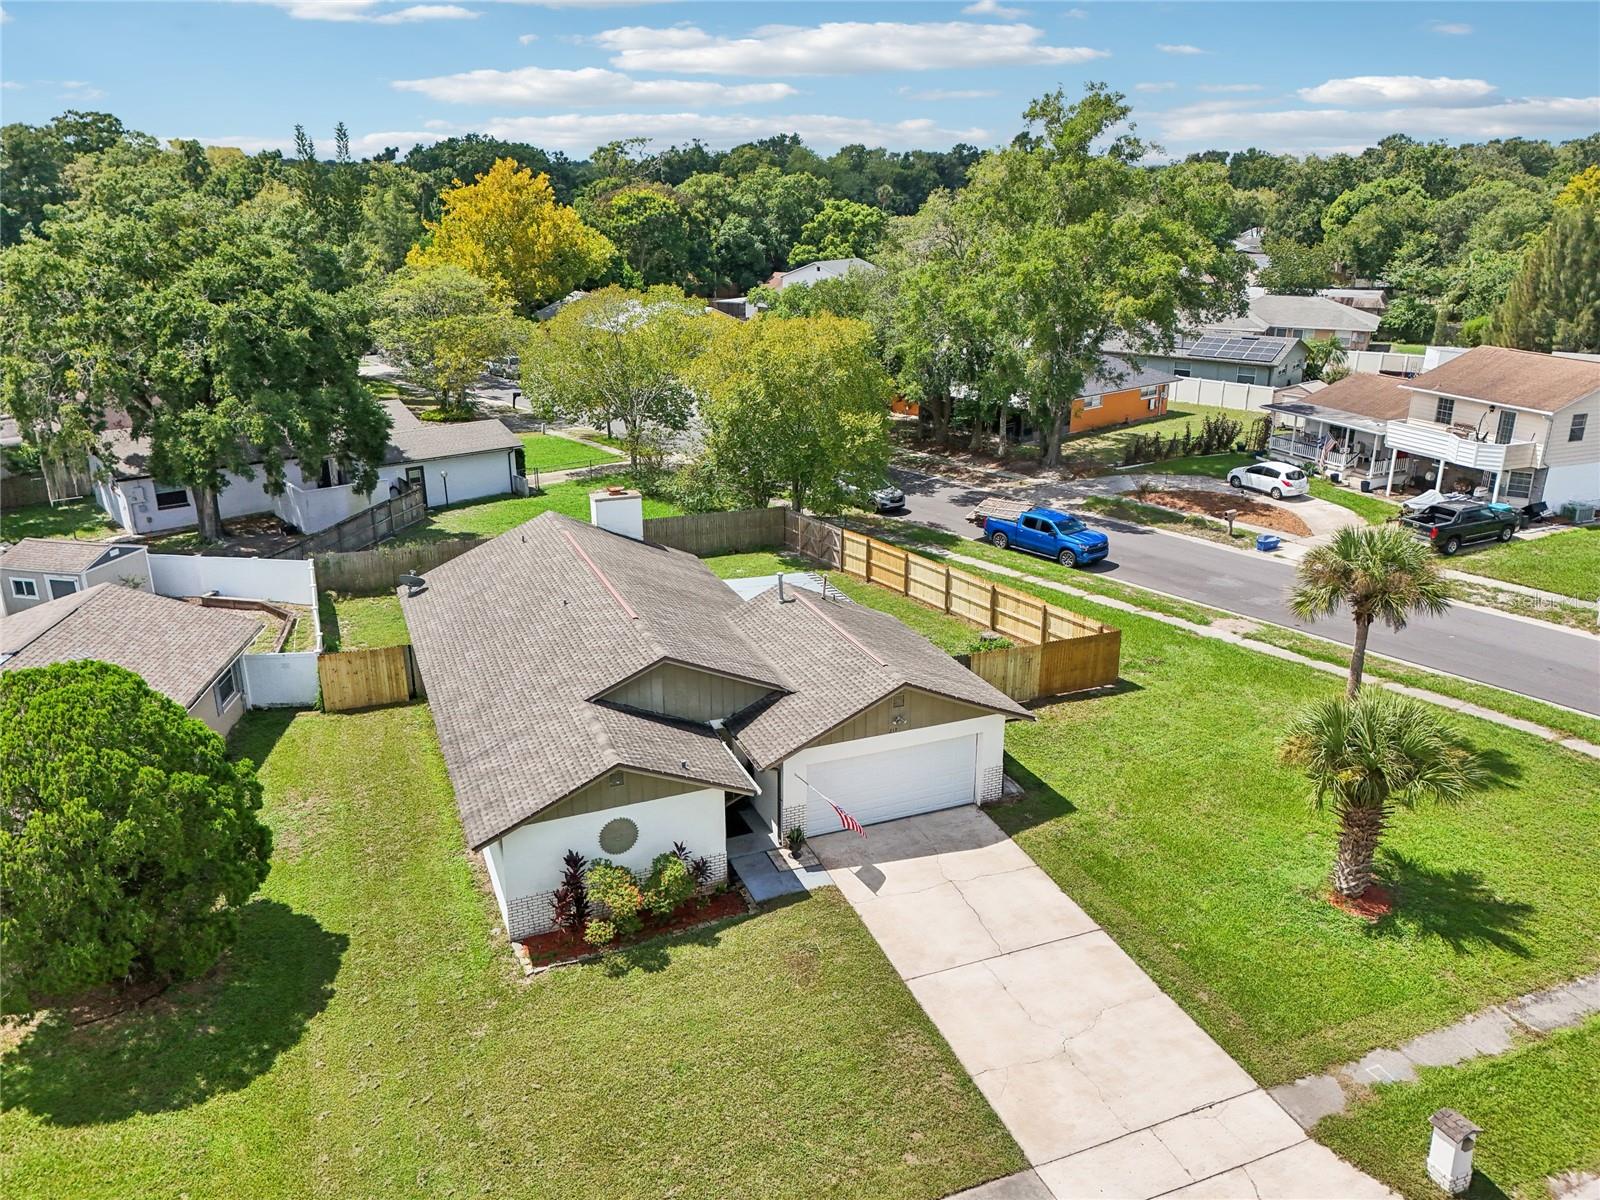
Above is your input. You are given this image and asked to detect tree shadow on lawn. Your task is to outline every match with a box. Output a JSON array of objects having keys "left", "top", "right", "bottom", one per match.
[
  {"left": 2, "top": 900, "right": 345, "bottom": 1126},
  {"left": 1368, "top": 852, "right": 1534, "bottom": 957},
  {"left": 226, "top": 706, "right": 301, "bottom": 770}
]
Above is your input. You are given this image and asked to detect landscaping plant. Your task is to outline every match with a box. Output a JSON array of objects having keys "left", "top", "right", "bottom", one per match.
[
  {"left": 550, "top": 850, "right": 589, "bottom": 937},
  {"left": 672, "top": 840, "right": 711, "bottom": 887},
  {"left": 642, "top": 852, "right": 695, "bottom": 919},
  {"left": 1289, "top": 525, "right": 1455, "bottom": 698},
  {"left": 1280, "top": 690, "right": 1487, "bottom": 901},
  {"left": 0, "top": 661, "right": 272, "bottom": 1011},
  {"left": 584, "top": 859, "right": 643, "bottom": 938}
]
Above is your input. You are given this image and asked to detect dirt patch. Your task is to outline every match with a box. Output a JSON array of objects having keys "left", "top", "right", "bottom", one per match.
[
  {"left": 1140, "top": 489, "right": 1313, "bottom": 538},
  {"left": 1329, "top": 884, "right": 1394, "bottom": 921}
]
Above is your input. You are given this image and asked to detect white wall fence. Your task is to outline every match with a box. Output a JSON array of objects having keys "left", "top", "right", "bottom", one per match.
[
  {"left": 1169, "top": 377, "right": 1278, "bottom": 413},
  {"left": 242, "top": 652, "right": 320, "bottom": 708},
  {"left": 148, "top": 554, "right": 318, "bottom": 608},
  {"left": 1346, "top": 349, "right": 1426, "bottom": 377}
]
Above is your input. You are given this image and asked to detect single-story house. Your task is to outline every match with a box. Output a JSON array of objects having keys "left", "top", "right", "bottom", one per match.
[
  {"left": 1318, "top": 288, "right": 1388, "bottom": 316},
  {"left": 1227, "top": 293, "right": 1382, "bottom": 349},
  {"left": 1070, "top": 358, "right": 1183, "bottom": 433},
  {"left": 1110, "top": 330, "right": 1306, "bottom": 388},
  {"left": 401, "top": 491, "right": 1032, "bottom": 942},
  {"left": 0, "top": 537, "right": 151, "bottom": 615},
  {"left": 0, "top": 582, "right": 262, "bottom": 735},
  {"left": 91, "top": 400, "right": 523, "bottom": 536},
  {"left": 766, "top": 258, "right": 880, "bottom": 291},
  {"left": 1262, "top": 373, "right": 1413, "bottom": 480}
]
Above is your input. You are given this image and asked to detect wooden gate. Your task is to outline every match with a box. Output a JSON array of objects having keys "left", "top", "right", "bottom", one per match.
[{"left": 317, "top": 646, "right": 414, "bottom": 712}]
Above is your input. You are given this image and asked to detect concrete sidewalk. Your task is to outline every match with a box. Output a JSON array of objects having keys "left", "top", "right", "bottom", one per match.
[{"left": 812, "top": 807, "right": 1395, "bottom": 1200}]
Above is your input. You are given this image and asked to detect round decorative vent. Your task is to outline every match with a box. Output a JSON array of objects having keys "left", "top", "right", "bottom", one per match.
[{"left": 598, "top": 817, "right": 639, "bottom": 855}]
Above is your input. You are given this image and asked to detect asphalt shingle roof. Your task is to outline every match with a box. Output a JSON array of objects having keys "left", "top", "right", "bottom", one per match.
[
  {"left": 0, "top": 584, "right": 261, "bottom": 708},
  {"left": 0, "top": 538, "right": 122, "bottom": 574},
  {"left": 1405, "top": 346, "right": 1600, "bottom": 414},
  {"left": 1302, "top": 373, "right": 1413, "bottom": 422},
  {"left": 1241, "top": 293, "right": 1381, "bottom": 334},
  {"left": 1079, "top": 356, "right": 1182, "bottom": 399}
]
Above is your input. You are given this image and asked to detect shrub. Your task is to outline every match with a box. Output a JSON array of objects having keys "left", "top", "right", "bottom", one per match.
[
  {"left": 643, "top": 852, "right": 695, "bottom": 919},
  {"left": 583, "top": 919, "right": 617, "bottom": 948},
  {"left": 584, "top": 859, "right": 643, "bottom": 936},
  {"left": 550, "top": 850, "right": 589, "bottom": 936},
  {"left": 672, "top": 840, "right": 711, "bottom": 887},
  {"left": 0, "top": 661, "right": 272, "bottom": 1012}
]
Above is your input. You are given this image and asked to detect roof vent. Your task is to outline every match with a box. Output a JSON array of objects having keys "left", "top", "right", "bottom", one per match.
[{"left": 776, "top": 573, "right": 795, "bottom": 604}]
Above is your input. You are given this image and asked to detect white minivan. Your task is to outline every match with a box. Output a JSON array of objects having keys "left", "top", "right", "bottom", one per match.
[{"left": 1227, "top": 460, "right": 1309, "bottom": 499}]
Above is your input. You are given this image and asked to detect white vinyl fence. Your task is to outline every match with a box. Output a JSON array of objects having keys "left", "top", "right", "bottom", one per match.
[
  {"left": 148, "top": 554, "right": 317, "bottom": 607},
  {"left": 149, "top": 554, "right": 322, "bottom": 707},
  {"left": 1168, "top": 377, "right": 1278, "bottom": 413},
  {"left": 1344, "top": 349, "right": 1425, "bottom": 377}
]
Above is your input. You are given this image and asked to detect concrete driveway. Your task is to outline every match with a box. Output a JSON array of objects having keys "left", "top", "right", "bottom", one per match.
[{"left": 811, "top": 807, "right": 1394, "bottom": 1199}]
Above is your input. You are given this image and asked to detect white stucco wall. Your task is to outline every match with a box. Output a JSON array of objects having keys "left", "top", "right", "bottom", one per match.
[
  {"left": 1542, "top": 460, "right": 1600, "bottom": 509},
  {"left": 149, "top": 554, "right": 317, "bottom": 607},
  {"left": 777, "top": 714, "right": 1007, "bottom": 837},
  {"left": 487, "top": 788, "right": 726, "bottom": 907},
  {"left": 412, "top": 450, "right": 518, "bottom": 509}
]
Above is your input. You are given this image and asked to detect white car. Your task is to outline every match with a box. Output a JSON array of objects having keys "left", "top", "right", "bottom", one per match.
[{"left": 1227, "top": 460, "right": 1309, "bottom": 499}]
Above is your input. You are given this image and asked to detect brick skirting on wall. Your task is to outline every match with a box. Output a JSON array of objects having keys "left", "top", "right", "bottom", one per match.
[{"left": 505, "top": 849, "right": 731, "bottom": 942}]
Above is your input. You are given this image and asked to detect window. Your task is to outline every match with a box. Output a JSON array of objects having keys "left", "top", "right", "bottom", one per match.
[
  {"left": 212, "top": 659, "right": 242, "bottom": 710},
  {"left": 9, "top": 578, "right": 37, "bottom": 599},
  {"left": 47, "top": 578, "right": 78, "bottom": 600},
  {"left": 1021, "top": 515, "right": 1048, "bottom": 532},
  {"left": 1504, "top": 470, "right": 1534, "bottom": 499},
  {"left": 1434, "top": 397, "right": 1455, "bottom": 425},
  {"left": 1173, "top": 367, "right": 1192, "bottom": 378},
  {"left": 1495, "top": 410, "right": 1517, "bottom": 445},
  {"left": 1571, "top": 413, "right": 1589, "bottom": 442},
  {"left": 1082, "top": 395, "right": 1103, "bottom": 410},
  {"left": 1139, "top": 385, "right": 1162, "bottom": 399},
  {"left": 154, "top": 486, "right": 190, "bottom": 511},
  {"left": 1235, "top": 369, "right": 1259, "bottom": 385}
]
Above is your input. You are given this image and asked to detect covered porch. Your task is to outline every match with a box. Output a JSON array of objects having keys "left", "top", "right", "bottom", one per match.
[{"left": 1262, "top": 401, "right": 1389, "bottom": 480}]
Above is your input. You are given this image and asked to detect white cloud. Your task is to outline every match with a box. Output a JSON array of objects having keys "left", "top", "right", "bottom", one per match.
[
  {"left": 480, "top": 111, "right": 991, "bottom": 154},
  {"left": 196, "top": 128, "right": 447, "bottom": 156},
  {"left": 1063, "top": 7, "right": 1087, "bottom": 18},
  {"left": 899, "top": 87, "right": 1000, "bottom": 101},
  {"left": 393, "top": 65, "right": 797, "bottom": 106},
  {"left": 1197, "top": 83, "right": 1263, "bottom": 94},
  {"left": 254, "top": 1, "right": 477, "bottom": 23},
  {"left": 1428, "top": 21, "right": 1473, "bottom": 35},
  {"left": 510, "top": 0, "right": 672, "bottom": 7},
  {"left": 1134, "top": 81, "right": 1176, "bottom": 93},
  {"left": 962, "top": 0, "right": 1025, "bottom": 19},
  {"left": 1156, "top": 43, "right": 1206, "bottom": 55},
  {"left": 1298, "top": 75, "right": 1497, "bottom": 106},
  {"left": 1157, "top": 96, "right": 1600, "bottom": 149},
  {"left": 0, "top": 6, "right": 11, "bottom": 24},
  {"left": 518, "top": 32, "right": 538, "bottom": 43},
  {"left": 57, "top": 80, "right": 107, "bottom": 101},
  {"left": 2, "top": 81, "right": 23, "bottom": 91},
  {"left": 593, "top": 21, "right": 1107, "bottom": 75}
]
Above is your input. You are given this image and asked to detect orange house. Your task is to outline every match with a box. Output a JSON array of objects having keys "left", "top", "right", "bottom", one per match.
[{"left": 1070, "top": 360, "right": 1182, "bottom": 434}]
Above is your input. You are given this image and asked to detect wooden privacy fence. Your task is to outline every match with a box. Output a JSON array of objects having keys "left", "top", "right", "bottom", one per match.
[
  {"left": 317, "top": 537, "right": 485, "bottom": 595},
  {"left": 317, "top": 645, "right": 416, "bottom": 712},
  {"left": 785, "top": 513, "right": 1122, "bottom": 701},
  {"left": 269, "top": 488, "right": 427, "bottom": 559},
  {"left": 643, "top": 506, "right": 786, "bottom": 556}
]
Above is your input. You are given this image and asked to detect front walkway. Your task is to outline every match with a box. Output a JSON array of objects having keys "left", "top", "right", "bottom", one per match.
[{"left": 811, "top": 807, "right": 1395, "bottom": 1200}]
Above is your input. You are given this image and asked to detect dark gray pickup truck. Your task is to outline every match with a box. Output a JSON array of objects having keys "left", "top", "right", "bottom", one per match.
[{"left": 1400, "top": 500, "right": 1519, "bottom": 555}]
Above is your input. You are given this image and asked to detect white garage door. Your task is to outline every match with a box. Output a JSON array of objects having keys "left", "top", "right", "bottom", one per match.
[{"left": 801, "top": 734, "right": 977, "bottom": 837}]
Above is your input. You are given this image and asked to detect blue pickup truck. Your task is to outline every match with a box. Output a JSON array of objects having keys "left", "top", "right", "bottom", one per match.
[{"left": 982, "top": 505, "right": 1109, "bottom": 567}]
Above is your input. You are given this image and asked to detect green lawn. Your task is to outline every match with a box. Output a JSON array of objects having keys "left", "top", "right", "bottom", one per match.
[
  {"left": 1063, "top": 403, "right": 1254, "bottom": 469},
  {"left": 1122, "top": 451, "right": 1254, "bottom": 478},
  {"left": 1307, "top": 478, "right": 1403, "bottom": 525},
  {"left": 1317, "top": 1017, "right": 1600, "bottom": 1200},
  {"left": 1449, "top": 526, "right": 1600, "bottom": 602},
  {"left": 318, "top": 593, "right": 409, "bottom": 651},
  {"left": 0, "top": 499, "right": 120, "bottom": 542},
  {"left": 520, "top": 432, "right": 620, "bottom": 473},
  {"left": 1, "top": 706, "right": 1022, "bottom": 1200},
  {"left": 701, "top": 549, "right": 1008, "bottom": 654},
  {"left": 389, "top": 474, "right": 682, "bottom": 544}
]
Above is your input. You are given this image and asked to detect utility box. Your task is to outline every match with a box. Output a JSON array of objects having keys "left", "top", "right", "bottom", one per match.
[{"left": 1427, "top": 1108, "right": 1481, "bottom": 1195}]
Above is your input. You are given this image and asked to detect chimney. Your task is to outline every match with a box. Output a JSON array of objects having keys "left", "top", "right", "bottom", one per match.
[{"left": 589, "top": 487, "right": 644, "bottom": 540}]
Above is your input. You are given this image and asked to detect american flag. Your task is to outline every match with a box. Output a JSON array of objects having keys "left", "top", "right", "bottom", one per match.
[{"left": 828, "top": 799, "right": 866, "bottom": 837}]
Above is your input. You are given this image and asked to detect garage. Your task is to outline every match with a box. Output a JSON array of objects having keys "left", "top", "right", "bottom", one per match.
[{"left": 799, "top": 733, "right": 977, "bottom": 837}]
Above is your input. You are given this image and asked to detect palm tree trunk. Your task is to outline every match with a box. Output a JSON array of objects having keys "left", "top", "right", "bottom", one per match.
[
  {"left": 1347, "top": 615, "right": 1372, "bottom": 699},
  {"left": 1332, "top": 805, "right": 1385, "bottom": 898}
]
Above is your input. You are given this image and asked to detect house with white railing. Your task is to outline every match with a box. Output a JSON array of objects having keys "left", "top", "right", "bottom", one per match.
[
  {"left": 1262, "top": 374, "right": 1412, "bottom": 482},
  {"left": 90, "top": 400, "right": 523, "bottom": 537}
]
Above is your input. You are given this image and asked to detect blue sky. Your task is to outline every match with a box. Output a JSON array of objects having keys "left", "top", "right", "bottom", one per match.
[{"left": 3, "top": 2, "right": 1597, "bottom": 161}]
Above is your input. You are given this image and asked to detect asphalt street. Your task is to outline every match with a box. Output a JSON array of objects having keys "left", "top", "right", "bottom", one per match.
[{"left": 888, "top": 467, "right": 1600, "bottom": 717}]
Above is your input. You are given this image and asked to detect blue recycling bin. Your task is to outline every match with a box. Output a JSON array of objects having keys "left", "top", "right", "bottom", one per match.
[{"left": 1255, "top": 533, "right": 1282, "bottom": 552}]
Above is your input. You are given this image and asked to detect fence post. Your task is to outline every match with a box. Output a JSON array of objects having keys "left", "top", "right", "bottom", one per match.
[
  {"left": 944, "top": 563, "right": 953, "bottom": 617},
  {"left": 989, "top": 582, "right": 999, "bottom": 631}
]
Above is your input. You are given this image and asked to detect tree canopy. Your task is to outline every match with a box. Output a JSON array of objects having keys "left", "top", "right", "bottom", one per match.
[
  {"left": 0, "top": 661, "right": 272, "bottom": 1012},
  {"left": 374, "top": 265, "right": 528, "bottom": 415}
]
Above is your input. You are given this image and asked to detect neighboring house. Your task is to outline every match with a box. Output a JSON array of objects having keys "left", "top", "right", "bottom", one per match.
[
  {"left": 1070, "top": 358, "right": 1182, "bottom": 433},
  {"left": 1232, "top": 227, "right": 1269, "bottom": 276},
  {"left": 0, "top": 538, "right": 151, "bottom": 615},
  {"left": 401, "top": 491, "right": 1031, "bottom": 942},
  {"left": 1262, "top": 374, "right": 1412, "bottom": 480},
  {"left": 1318, "top": 287, "right": 1388, "bottom": 317},
  {"left": 1226, "top": 293, "right": 1382, "bottom": 349},
  {"left": 0, "top": 583, "right": 261, "bottom": 735},
  {"left": 90, "top": 399, "right": 522, "bottom": 536},
  {"left": 1112, "top": 331, "right": 1306, "bottom": 387},
  {"left": 1382, "top": 346, "right": 1600, "bottom": 506},
  {"left": 767, "top": 257, "right": 880, "bottom": 290}
]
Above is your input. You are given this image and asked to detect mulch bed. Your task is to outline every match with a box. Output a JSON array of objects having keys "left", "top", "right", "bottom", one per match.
[
  {"left": 1141, "top": 488, "right": 1314, "bottom": 538},
  {"left": 1329, "top": 884, "right": 1395, "bottom": 921},
  {"left": 520, "top": 890, "right": 749, "bottom": 969}
]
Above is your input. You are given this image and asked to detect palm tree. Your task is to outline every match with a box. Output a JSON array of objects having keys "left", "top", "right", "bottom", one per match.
[
  {"left": 1281, "top": 690, "right": 1487, "bottom": 899},
  {"left": 1289, "top": 525, "right": 1454, "bottom": 698}
]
